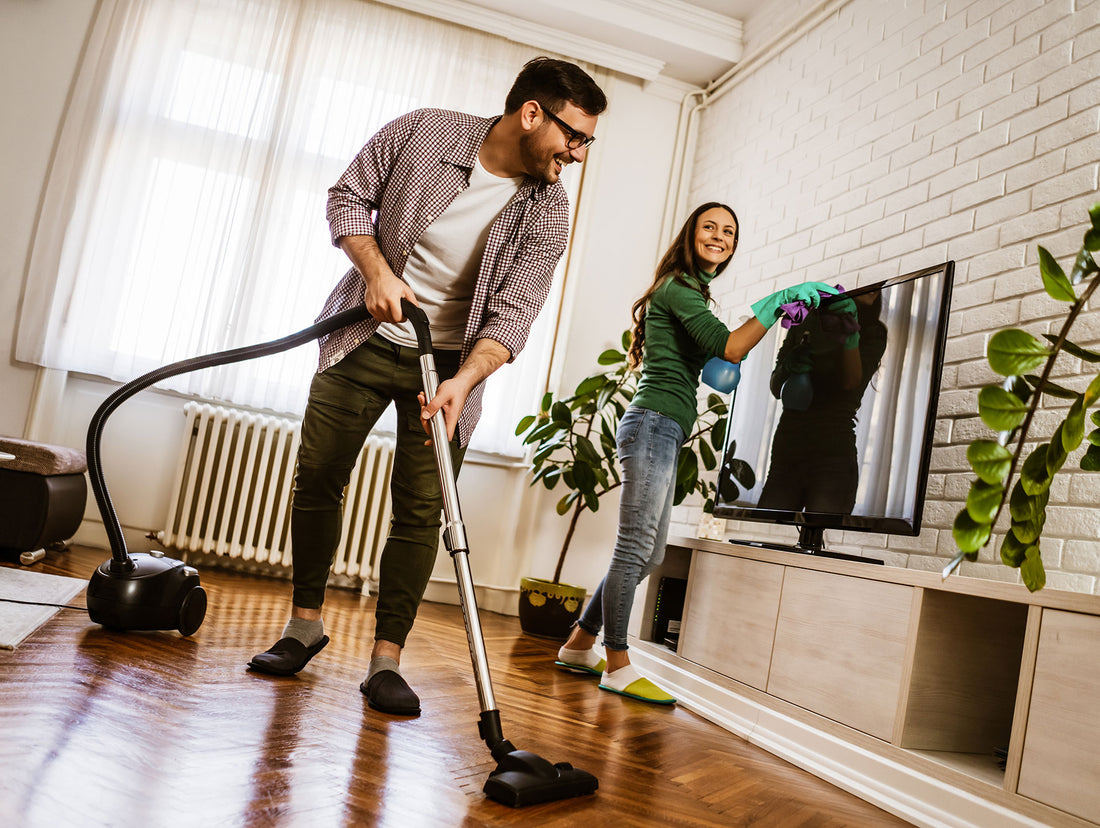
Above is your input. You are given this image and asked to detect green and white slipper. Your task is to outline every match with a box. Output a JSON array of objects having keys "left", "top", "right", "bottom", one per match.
[
  {"left": 598, "top": 664, "right": 676, "bottom": 705},
  {"left": 555, "top": 645, "right": 606, "bottom": 676}
]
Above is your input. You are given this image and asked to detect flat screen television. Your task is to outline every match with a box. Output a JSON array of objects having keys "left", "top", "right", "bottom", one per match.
[{"left": 712, "top": 261, "right": 955, "bottom": 563}]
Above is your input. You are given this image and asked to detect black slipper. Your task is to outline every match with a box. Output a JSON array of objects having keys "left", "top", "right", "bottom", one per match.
[
  {"left": 360, "top": 669, "right": 421, "bottom": 716},
  {"left": 247, "top": 635, "right": 329, "bottom": 676}
]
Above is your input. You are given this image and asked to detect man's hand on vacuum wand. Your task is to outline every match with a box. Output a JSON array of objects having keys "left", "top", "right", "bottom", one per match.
[
  {"left": 338, "top": 235, "right": 416, "bottom": 323},
  {"left": 419, "top": 338, "right": 511, "bottom": 444}
]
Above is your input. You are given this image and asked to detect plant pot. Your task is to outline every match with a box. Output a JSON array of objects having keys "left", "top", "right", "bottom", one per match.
[{"left": 518, "top": 577, "right": 586, "bottom": 640}]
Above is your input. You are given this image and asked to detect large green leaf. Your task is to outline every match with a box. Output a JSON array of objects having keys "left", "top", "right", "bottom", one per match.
[
  {"left": 1046, "top": 428, "right": 1069, "bottom": 476},
  {"left": 965, "top": 479, "right": 1003, "bottom": 524},
  {"left": 621, "top": 329, "right": 632, "bottom": 351},
  {"left": 1021, "top": 444, "right": 1052, "bottom": 494},
  {"left": 550, "top": 401, "right": 572, "bottom": 426},
  {"left": 953, "top": 508, "right": 991, "bottom": 553},
  {"left": 571, "top": 459, "right": 596, "bottom": 495},
  {"left": 537, "top": 467, "right": 563, "bottom": 490},
  {"left": 1081, "top": 442, "right": 1100, "bottom": 471},
  {"left": 1021, "top": 545, "right": 1046, "bottom": 592},
  {"left": 597, "top": 348, "right": 625, "bottom": 366},
  {"left": 574, "top": 435, "right": 602, "bottom": 468},
  {"left": 1070, "top": 247, "right": 1098, "bottom": 283},
  {"left": 1009, "top": 481, "right": 1048, "bottom": 522},
  {"left": 1086, "top": 373, "right": 1100, "bottom": 406},
  {"left": 584, "top": 489, "right": 600, "bottom": 511},
  {"left": 1038, "top": 245, "right": 1076, "bottom": 302},
  {"left": 514, "top": 414, "right": 536, "bottom": 436},
  {"left": 1024, "top": 374, "right": 1077, "bottom": 400},
  {"left": 525, "top": 420, "right": 566, "bottom": 446},
  {"left": 676, "top": 448, "right": 698, "bottom": 487},
  {"left": 988, "top": 329, "right": 1049, "bottom": 376},
  {"left": 709, "top": 417, "right": 727, "bottom": 452},
  {"left": 698, "top": 439, "right": 717, "bottom": 471},
  {"left": 967, "top": 440, "right": 1012, "bottom": 484},
  {"left": 978, "top": 386, "right": 1029, "bottom": 431},
  {"left": 1011, "top": 511, "right": 1046, "bottom": 544},
  {"left": 1042, "top": 334, "right": 1100, "bottom": 364},
  {"left": 1063, "top": 395, "right": 1087, "bottom": 451},
  {"left": 1000, "top": 529, "right": 1029, "bottom": 568},
  {"left": 532, "top": 439, "right": 563, "bottom": 466},
  {"left": 574, "top": 374, "right": 606, "bottom": 398}
]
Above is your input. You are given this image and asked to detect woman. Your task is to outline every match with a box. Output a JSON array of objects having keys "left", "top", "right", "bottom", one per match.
[{"left": 555, "top": 202, "right": 837, "bottom": 704}]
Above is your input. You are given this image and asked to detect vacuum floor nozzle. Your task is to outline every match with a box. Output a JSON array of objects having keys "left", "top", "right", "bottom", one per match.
[{"left": 483, "top": 745, "right": 599, "bottom": 807}]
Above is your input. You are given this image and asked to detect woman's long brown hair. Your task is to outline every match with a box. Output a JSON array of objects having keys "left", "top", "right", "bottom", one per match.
[{"left": 627, "top": 202, "right": 739, "bottom": 368}]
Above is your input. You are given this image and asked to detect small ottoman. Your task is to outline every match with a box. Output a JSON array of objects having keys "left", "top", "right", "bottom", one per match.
[{"left": 0, "top": 436, "right": 88, "bottom": 559}]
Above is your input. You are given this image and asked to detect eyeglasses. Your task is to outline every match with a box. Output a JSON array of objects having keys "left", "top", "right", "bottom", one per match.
[{"left": 537, "top": 102, "right": 595, "bottom": 150}]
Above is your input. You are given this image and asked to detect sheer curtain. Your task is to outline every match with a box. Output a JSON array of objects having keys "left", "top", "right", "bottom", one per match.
[{"left": 18, "top": 0, "right": 585, "bottom": 456}]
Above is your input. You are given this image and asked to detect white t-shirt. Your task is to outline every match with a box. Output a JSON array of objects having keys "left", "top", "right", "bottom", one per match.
[{"left": 377, "top": 157, "right": 524, "bottom": 349}]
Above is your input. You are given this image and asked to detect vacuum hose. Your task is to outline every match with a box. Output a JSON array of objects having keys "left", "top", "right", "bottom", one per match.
[{"left": 87, "top": 305, "right": 371, "bottom": 569}]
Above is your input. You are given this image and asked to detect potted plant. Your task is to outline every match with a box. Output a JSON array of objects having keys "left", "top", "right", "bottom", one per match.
[
  {"left": 513, "top": 330, "right": 746, "bottom": 638},
  {"left": 950, "top": 202, "right": 1100, "bottom": 591}
]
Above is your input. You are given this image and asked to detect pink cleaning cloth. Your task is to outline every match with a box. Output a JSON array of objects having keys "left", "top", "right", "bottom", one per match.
[{"left": 778, "top": 284, "right": 846, "bottom": 328}]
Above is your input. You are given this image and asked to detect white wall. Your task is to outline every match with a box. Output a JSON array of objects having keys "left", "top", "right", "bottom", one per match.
[
  {"left": 0, "top": 0, "right": 98, "bottom": 437},
  {"left": 0, "top": 1, "right": 681, "bottom": 613},
  {"left": 680, "top": 0, "right": 1100, "bottom": 593}
]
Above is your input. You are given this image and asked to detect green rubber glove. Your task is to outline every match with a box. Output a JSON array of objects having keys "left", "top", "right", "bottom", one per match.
[{"left": 750, "top": 281, "right": 840, "bottom": 329}]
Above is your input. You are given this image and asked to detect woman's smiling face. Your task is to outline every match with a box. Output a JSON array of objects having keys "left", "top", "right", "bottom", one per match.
[{"left": 693, "top": 206, "right": 738, "bottom": 272}]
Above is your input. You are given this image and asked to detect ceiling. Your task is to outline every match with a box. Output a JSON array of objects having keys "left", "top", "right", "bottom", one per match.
[{"left": 376, "top": 0, "right": 773, "bottom": 88}]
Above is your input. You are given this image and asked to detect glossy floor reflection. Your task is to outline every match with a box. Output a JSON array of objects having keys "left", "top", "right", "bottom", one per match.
[{"left": 0, "top": 547, "right": 908, "bottom": 826}]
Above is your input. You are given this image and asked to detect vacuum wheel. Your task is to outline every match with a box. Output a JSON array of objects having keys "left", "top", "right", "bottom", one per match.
[{"left": 178, "top": 586, "right": 208, "bottom": 636}]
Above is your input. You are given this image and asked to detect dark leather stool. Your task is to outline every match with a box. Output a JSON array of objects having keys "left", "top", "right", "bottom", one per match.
[{"left": 0, "top": 436, "right": 87, "bottom": 561}]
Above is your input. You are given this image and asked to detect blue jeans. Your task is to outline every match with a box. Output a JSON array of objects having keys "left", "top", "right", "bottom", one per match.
[{"left": 577, "top": 406, "right": 685, "bottom": 652}]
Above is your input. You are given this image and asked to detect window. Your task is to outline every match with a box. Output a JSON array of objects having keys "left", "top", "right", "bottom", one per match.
[{"left": 19, "top": 0, "right": 587, "bottom": 455}]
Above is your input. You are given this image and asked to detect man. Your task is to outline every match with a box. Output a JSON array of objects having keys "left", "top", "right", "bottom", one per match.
[{"left": 248, "top": 57, "right": 607, "bottom": 717}]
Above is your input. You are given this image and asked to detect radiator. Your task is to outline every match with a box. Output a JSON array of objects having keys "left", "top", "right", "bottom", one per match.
[{"left": 158, "top": 402, "right": 395, "bottom": 591}]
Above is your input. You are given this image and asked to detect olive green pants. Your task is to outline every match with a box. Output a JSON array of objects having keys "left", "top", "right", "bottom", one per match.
[{"left": 291, "top": 334, "right": 465, "bottom": 647}]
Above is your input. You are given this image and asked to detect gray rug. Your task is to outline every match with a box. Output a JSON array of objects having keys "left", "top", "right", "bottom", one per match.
[{"left": 0, "top": 566, "right": 86, "bottom": 649}]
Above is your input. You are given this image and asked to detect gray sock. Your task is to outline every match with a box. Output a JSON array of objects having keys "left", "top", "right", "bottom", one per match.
[
  {"left": 367, "top": 655, "right": 401, "bottom": 681},
  {"left": 282, "top": 617, "right": 323, "bottom": 648}
]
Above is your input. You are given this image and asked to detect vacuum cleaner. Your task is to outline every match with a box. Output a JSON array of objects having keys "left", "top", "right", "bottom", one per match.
[
  {"left": 85, "top": 299, "right": 598, "bottom": 806},
  {"left": 84, "top": 306, "right": 373, "bottom": 635}
]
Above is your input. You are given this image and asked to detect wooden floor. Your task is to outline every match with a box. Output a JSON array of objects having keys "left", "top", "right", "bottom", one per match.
[{"left": 0, "top": 546, "right": 909, "bottom": 827}]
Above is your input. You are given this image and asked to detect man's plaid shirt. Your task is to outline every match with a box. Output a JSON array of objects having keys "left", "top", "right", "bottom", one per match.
[{"left": 318, "top": 107, "right": 571, "bottom": 447}]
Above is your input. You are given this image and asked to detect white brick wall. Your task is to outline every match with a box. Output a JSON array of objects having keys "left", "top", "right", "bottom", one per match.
[{"left": 674, "top": 0, "right": 1100, "bottom": 593}]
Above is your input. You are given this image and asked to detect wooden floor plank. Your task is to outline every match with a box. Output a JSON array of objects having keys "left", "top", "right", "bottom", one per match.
[{"left": 0, "top": 547, "right": 909, "bottom": 826}]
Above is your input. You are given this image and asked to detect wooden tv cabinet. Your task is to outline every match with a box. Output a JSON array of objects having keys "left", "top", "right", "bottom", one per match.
[{"left": 628, "top": 536, "right": 1100, "bottom": 827}]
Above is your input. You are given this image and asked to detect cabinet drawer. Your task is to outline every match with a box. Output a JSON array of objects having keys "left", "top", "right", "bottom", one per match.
[
  {"left": 679, "top": 553, "right": 783, "bottom": 690},
  {"left": 767, "top": 568, "right": 912, "bottom": 740},
  {"left": 1017, "top": 609, "right": 1100, "bottom": 823}
]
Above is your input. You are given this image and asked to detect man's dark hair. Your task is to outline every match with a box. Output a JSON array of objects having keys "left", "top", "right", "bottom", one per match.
[{"left": 504, "top": 57, "right": 607, "bottom": 117}]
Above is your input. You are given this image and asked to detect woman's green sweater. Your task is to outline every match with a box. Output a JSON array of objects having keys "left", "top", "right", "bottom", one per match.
[{"left": 632, "top": 271, "right": 731, "bottom": 437}]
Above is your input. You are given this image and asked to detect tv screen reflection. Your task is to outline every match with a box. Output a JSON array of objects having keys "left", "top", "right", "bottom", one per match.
[{"left": 717, "top": 265, "right": 952, "bottom": 534}]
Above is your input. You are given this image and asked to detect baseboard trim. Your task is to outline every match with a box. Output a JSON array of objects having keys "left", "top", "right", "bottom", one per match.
[{"left": 629, "top": 645, "right": 1053, "bottom": 828}]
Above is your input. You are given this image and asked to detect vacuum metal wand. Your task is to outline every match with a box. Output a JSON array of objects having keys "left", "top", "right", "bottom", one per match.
[
  {"left": 402, "top": 299, "right": 597, "bottom": 807},
  {"left": 416, "top": 349, "right": 497, "bottom": 714}
]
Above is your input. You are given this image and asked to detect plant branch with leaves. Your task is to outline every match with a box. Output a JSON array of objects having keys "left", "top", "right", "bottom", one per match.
[
  {"left": 950, "top": 202, "right": 1100, "bottom": 591},
  {"left": 515, "top": 331, "right": 731, "bottom": 585}
]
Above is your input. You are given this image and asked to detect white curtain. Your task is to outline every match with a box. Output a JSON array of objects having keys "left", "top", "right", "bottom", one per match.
[{"left": 18, "top": 0, "right": 585, "bottom": 456}]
